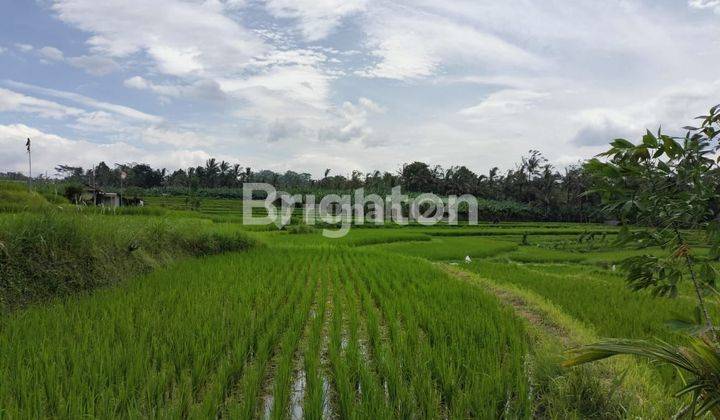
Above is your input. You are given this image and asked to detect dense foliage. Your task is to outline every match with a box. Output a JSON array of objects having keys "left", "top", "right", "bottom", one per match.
[
  {"left": 6, "top": 150, "right": 601, "bottom": 222},
  {"left": 567, "top": 104, "right": 720, "bottom": 417}
]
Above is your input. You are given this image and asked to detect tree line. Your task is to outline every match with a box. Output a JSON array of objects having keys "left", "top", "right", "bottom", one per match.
[{"left": 30, "top": 150, "right": 598, "bottom": 221}]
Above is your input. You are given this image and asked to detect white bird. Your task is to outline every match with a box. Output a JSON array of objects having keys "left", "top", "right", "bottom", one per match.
[{"left": 464, "top": 255, "right": 472, "bottom": 263}]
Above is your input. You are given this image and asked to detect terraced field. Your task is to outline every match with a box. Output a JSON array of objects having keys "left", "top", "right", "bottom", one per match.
[{"left": 0, "top": 214, "right": 700, "bottom": 418}]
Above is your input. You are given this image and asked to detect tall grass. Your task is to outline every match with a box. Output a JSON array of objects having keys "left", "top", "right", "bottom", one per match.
[
  {"left": 0, "top": 181, "right": 59, "bottom": 212},
  {"left": 0, "top": 211, "right": 256, "bottom": 309}
]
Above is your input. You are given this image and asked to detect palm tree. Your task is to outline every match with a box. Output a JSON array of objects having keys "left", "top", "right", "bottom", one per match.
[
  {"left": 226, "top": 164, "right": 240, "bottom": 187},
  {"left": 565, "top": 337, "right": 720, "bottom": 418},
  {"left": 204, "top": 158, "right": 220, "bottom": 187}
]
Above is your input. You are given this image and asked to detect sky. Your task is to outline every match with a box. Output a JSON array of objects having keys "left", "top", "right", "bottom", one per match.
[{"left": 1, "top": 0, "right": 720, "bottom": 178}]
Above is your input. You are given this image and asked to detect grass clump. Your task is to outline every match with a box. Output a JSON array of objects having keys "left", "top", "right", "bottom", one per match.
[
  {"left": 0, "top": 211, "right": 256, "bottom": 309},
  {"left": 0, "top": 181, "right": 57, "bottom": 212}
]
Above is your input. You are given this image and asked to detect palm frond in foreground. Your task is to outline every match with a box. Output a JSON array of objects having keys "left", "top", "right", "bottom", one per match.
[{"left": 565, "top": 337, "right": 720, "bottom": 418}]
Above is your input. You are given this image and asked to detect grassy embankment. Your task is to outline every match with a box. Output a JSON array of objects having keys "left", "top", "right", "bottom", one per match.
[{"left": 0, "top": 182, "right": 256, "bottom": 310}]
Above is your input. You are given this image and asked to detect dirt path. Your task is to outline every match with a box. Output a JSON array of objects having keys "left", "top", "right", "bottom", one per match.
[
  {"left": 439, "top": 263, "right": 575, "bottom": 347},
  {"left": 439, "top": 262, "right": 682, "bottom": 418}
]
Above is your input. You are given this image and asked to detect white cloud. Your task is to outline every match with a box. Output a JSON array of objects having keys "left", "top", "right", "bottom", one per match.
[
  {"left": 0, "top": 124, "right": 142, "bottom": 173},
  {"left": 141, "top": 126, "right": 215, "bottom": 148},
  {"left": 0, "top": 124, "right": 218, "bottom": 174},
  {"left": 359, "top": 7, "right": 544, "bottom": 80},
  {"left": 689, "top": 0, "right": 720, "bottom": 14},
  {"left": 14, "top": 43, "right": 33, "bottom": 52},
  {"left": 460, "top": 90, "right": 549, "bottom": 119},
  {"left": 123, "top": 76, "right": 149, "bottom": 90},
  {"left": 67, "top": 55, "right": 120, "bottom": 75},
  {"left": 0, "top": 88, "right": 84, "bottom": 119},
  {"left": 38, "top": 46, "right": 64, "bottom": 61},
  {"left": 319, "top": 97, "right": 384, "bottom": 142},
  {"left": 571, "top": 80, "right": 720, "bottom": 146},
  {"left": 51, "top": 0, "right": 267, "bottom": 77},
  {"left": 70, "top": 111, "right": 128, "bottom": 132},
  {"left": 264, "top": 0, "right": 367, "bottom": 41},
  {"left": 11, "top": 42, "right": 119, "bottom": 76},
  {"left": 221, "top": 0, "right": 246, "bottom": 10},
  {"left": 123, "top": 76, "right": 226, "bottom": 101},
  {"left": 6, "top": 81, "right": 161, "bottom": 123}
]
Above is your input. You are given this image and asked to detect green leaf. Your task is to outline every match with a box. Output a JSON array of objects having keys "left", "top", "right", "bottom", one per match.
[
  {"left": 657, "top": 161, "right": 671, "bottom": 173},
  {"left": 611, "top": 138, "right": 635, "bottom": 149},
  {"left": 642, "top": 130, "right": 658, "bottom": 147},
  {"left": 661, "top": 136, "right": 683, "bottom": 158}
]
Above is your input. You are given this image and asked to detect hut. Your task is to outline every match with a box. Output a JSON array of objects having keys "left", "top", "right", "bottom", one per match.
[{"left": 81, "top": 187, "right": 120, "bottom": 208}]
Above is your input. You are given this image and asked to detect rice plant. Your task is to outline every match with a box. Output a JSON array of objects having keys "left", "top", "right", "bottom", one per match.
[{"left": 0, "top": 247, "right": 532, "bottom": 418}]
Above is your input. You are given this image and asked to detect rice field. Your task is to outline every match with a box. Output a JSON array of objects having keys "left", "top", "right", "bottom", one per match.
[
  {"left": 0, "top": 248, "right": 532, "bottom": 418},
  {"left": 0, "top": 202, "right": 698, "bottom": 417}
]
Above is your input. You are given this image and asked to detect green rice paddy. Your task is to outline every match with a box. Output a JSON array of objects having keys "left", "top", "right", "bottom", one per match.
[{"left": 0, "top": 196, "right": 696, "bottom": 417}]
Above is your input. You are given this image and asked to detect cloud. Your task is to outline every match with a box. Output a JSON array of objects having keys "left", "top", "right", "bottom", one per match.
[
  {"left": 223, "top": 63, "right": 333, "bottom": 119},
  {"left": 6, "top": 80, "right": 162, "bottom": 123},
  {"left": 140, "top": 126, "right": 215, "bottom": 148},
  {"left": 51, "top": 0, "right": 267, "bottom": 77},
  {"left": 266, "top": 119, "right": 309, "bottom": 142},
  {"left": 0, "top": 88, "right": 84, "bottom": 119},
  {"left": 0, "top": 124, "right": 218, "bottom": 174},
  {"left": 0, "top": 124, "right": 142, "bottom": 173},
  {"left": 15, "top": 43, "right": 33, "bottom": 52},
  {"left": 689, "top": 0, "right": 720, "bottom": 14},
  {"left": 570, "top": 117, "right": 636, "bottom": 147},
  {"left": 318, "top": 97, "right": 384, "bottom": 143},
  {"left": 264, "top": 0, "right": 368, "bottom": 41},
  {"left": 67, "top": 55, "right": 120, "bottom": 75},
  {"left": 571, "top": 80, "right": 720, "bottom": 146},
  {"left": 359, "top": 7, "right": 545, "bottom": 80},
  {"left": 38, "top": 46, "right": 64, "bottom": 61},
  {"left": 12, "top": 43, "right": 119, "bottom": 76},
  {"left": 123, "top": 76, "right": 226, "bottom": 101},
  {"left": 49, "top": 0, "right": 337, "bottom": 130},
  {"left": 460, "top": 90, "right": 549, "bottom": 119},
  {"left": 0, "top": 85, "right": 206, "bottom": 154},
  {"left": 221, "top": 0, "right": 246, "bottom": 10}
]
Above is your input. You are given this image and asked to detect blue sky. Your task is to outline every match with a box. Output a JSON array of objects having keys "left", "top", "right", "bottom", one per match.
[{"left": 1, "top": 0, "right": 719, "bottom": 177}]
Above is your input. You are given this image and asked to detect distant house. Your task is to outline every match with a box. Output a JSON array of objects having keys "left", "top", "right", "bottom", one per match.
[{"left": 81, "top": 187, "right": 120, "bottom": 208}]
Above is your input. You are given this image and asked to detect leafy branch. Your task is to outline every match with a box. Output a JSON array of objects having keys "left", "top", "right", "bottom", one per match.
[{"left": 569, "top": 104, "right": 720, "bottom": 417}]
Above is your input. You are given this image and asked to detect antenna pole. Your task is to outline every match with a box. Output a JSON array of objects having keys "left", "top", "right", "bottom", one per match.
[
  {"left": 26, "top": 138, "right": 32, "bottom": 191},
  {"left": 92, "top": 165, "right": 97, "bottom": 206}
]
